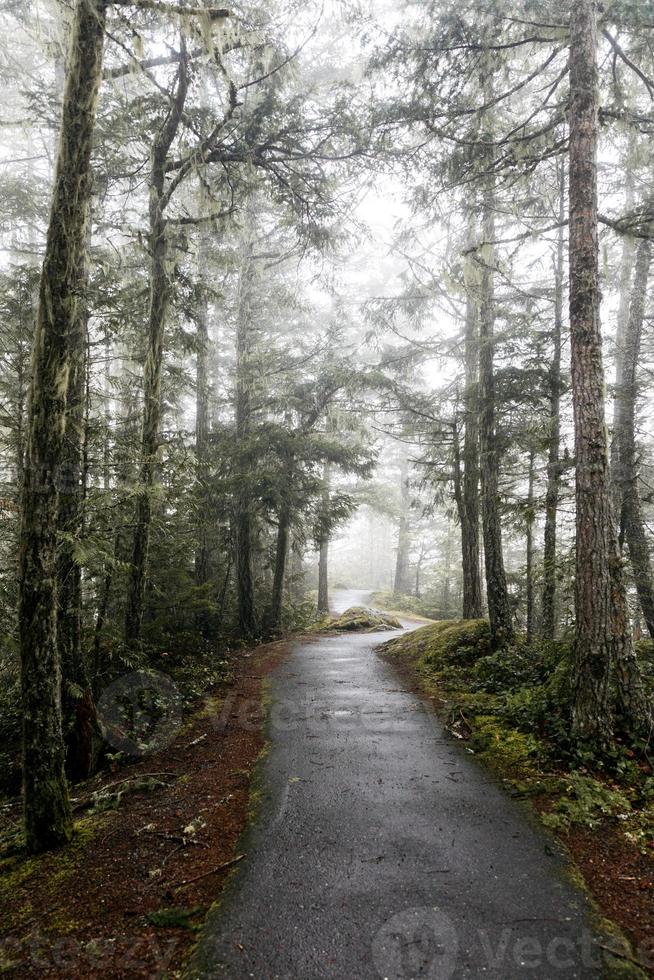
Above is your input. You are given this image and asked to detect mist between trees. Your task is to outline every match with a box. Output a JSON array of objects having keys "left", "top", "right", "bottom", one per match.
[{"left": 0, "top": 0, "right": 652, "bottom": 851}]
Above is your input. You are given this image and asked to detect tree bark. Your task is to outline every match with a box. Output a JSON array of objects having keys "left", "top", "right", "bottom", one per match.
[
  {"left": 195, "top": 224, "right": 211, "bottom": 587},
  {"left": 234, "top": 230, "right": 258, "bottom": 638},
  {"left": 415, "top": 539, "right": 425, "bottom": 598},
  {"left": 568, "top": 0, "right": 650, "bottom": 741},
  {"left": 393, "top": 448, "right": 412, "bottom": 594},
  {"left": 270, "top": 498, "right": 291, "bottom": 632},
  {"left": 610, "top": 162, "right": 636, "bottom": 513},
  {"left": 461, "top": 229, "right": 483, "bottom": 619},
  {"left": 526, "top": 449, "right": 536, "bottom": 642},
  {"left": 441, "top": 518, "right": 453, "bottom": 616},
  {"left": 57, "top": 255, "right": 94, "bottom": 782},
  {"left": 18, "top": 0, "right": 106, "bottom": 852},
  {"left": 125, "top": 53, "right": 188, "bottom": 646},
  {"left": 617, "top": 239, "right": 654, "bottom": 637},
  {"left": 478, "top": 187, "right": 513, "bottom": 644},
  {"left": 317, "top": 460, "right": 331, "bottom": 615},
  {"left": 541, "top": 160, "right": 565, "bottom": 641},
  {"left": 318, "top": 537, "right": 329, "bottom": 614}
]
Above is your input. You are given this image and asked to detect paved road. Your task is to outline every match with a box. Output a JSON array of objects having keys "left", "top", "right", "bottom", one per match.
[{"left": 190, "top": 590, "right": 607, "bottom": 979}]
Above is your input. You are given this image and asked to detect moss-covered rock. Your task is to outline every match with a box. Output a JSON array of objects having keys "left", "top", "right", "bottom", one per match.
[
  {"left": 383, "top": 619, "right": 491, "bottom": 666},
  {"left": 318, "top": 606, "right": 402, "bottom": 633}
]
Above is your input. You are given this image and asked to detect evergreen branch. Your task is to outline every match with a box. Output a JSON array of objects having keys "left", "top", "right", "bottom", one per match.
[
  {"left": 601, "top": 28, "right": 654, "bottom": 98},
  {"left": 104, "top": 46, "right": 203, "bottom": 80},
  {"left": 110, "top": 1, "right": 229, "bottom": 17},
  {"left": 167, "top": 205, "right": 235, "bottom": 225}
]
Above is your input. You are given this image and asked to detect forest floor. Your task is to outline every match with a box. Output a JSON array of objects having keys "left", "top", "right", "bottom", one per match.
[{"left": 0, "top": 638, "right": 290, "bottom": 978}]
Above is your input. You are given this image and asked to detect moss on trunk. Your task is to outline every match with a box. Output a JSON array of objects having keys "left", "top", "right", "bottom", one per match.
[{"left": 19, "top": 0, "right": 107, "bottom": 852}]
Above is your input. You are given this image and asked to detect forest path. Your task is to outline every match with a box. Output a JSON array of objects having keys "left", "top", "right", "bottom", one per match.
[{"left": 189, "top": 590, "right": 603, "bottom": 979}]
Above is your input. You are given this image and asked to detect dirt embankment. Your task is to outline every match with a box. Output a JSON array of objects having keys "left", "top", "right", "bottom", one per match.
[{"left": 0, "top": 640, "right": 290, "bottom": 979}]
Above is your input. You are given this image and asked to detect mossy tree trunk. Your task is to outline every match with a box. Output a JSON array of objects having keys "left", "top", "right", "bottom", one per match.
[
  {"left": 569, "top": 0, "right": 650, "bottom": 742},
  {"left": 234, "top": 235, "right": 258, "bottom": 639},
  {"left": 19, "top": 0, "right": 107, "bottom": 852},
  {"left": 478, "top": 187, "right": 513, "bottom": 645},
  {"left": 541, "top": 160, "right": 565, "bottom": 641},
  {"left": 195, "top": 223, "right": 211, "bottom": 588},
  {"left": 461, "top": 228, "right": 483, "bottom": 619},
  {"left": 270, "top": 481, "right": 293, "bottom": 633},
  {"left": 317, "top": 459, "right": 331, "bottom": 615},
  {"left": 523, "top": 449, "right": 535, "bottom": 641},
  {"left": 569, "top": 0, "right": 613, "bottom": 741},
  {"left": 57, "top": 240, "right": 94, "bottom": 781},
  {"left": 124, "top": 52, "right": 188, "bottom": 646},
  {"left": 609, "top": 161, "right": 636, "bottom": 511},
  {"left": 617, "top": 239, "right": 654, "bottom": 638}
]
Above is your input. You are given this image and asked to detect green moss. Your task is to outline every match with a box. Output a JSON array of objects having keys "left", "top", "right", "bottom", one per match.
[
  {"left": 318, "top": 606, "right": 402, "bottom": 633},
  {"left": 147, "top": 906, "right": 205, "bottom": 929},
  {"left": 46, "top": 908, "right": 84, "bottom": 934},
  {"left": 0, "top": 854, "right": 41, "bottom": 892},
  {"left": 384, "top": 619, "right": 491, "bottom": 667},
  {"left": 72, "top": 815, "right": 105, "bottom": 846},
  {"left": 468, "top": 716, "right": 541, "bottom": 779},
  {"left": 0, "top": 946, "right": 20, "bottom": 974},
  {"left": 0, "top": 809, "right": 107, "bottom": 932},
  {"left": 596, "top": 917, "right": 649, "bottom": 978}
]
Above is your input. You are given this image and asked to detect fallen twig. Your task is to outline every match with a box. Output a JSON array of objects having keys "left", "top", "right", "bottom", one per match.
[
  {"left": 186, "top": 733, "right": 208, "bottom": 749},
  {"left": 170, "top": 853, "right": 246, "bottom": 889},
  {"left": 595, "top": 942, "right": 644, "bottom": 967}
]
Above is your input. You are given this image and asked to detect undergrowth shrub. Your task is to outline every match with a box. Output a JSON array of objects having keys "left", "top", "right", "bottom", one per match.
[
  {"left": 541, "top": 773, "right": 632, "bottom": 831},
  {"left": 467, "top": 715, "right": 541, "bottom": 778}
]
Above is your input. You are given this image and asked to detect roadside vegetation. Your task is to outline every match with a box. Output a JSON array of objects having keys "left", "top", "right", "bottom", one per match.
[{"left": 382, "top": 620, "right": 654, "bottom": 968}]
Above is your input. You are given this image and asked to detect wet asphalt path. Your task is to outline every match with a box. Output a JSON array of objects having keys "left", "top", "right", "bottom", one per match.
[{"left": 189, "top": 590, "right": 605, "bottom": 979}]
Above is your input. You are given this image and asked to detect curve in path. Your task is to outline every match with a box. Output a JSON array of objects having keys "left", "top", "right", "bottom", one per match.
[{"left": 190, "top": 590, "right": 605, "bottom": 979}]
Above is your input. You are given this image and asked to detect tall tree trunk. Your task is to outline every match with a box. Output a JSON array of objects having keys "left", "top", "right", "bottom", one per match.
[
  {"left": 617, "top": 239, "right": 654, "bottom": 637},
  {"left": 610, "top": 162, "right": 636, "bottom": 511},
  {"left": 317, "top": 460, "right": 331, "bottom": 615},
  {"left": 57, "top": 254, "right": 93, "bottom": 782},
  {"left": 541, "top": 160, "right": 565, "bottom": 641},
  {"left": 93, "top": 380, "right": 136, "bottom": 689},
  {"left": 478, "top": 187, "right": 513, "bottom": 644},
  {"left": 569, "top": 0, "right": 650, "bottom": 741},
  {"left": 18, "top": 0, "right": 106, "bottom": 852},
  {"left": 270, "top": 498, "right": 291, "bottom": 632},
  {"left": 461, "top": 230, "right": 483, "bottom": 618},
  {"left": 14, "top": 275, "right": 31, "bottom": 489},
  {"left": 441, "top": 518, "right": 453, "bottom": 616},
  {"left": 195, "top": 225, "right": 211, "bottom": 587},
  {"left": 318, "top": 537, "right": 329, "bottom": 614},
  {"left": 526, "top": 449, "right": 536, "bottom": 642},
  {"left": 124, "top": 54, "right": 188, "bottom": 646},
  {"left": 234, "top": 233, "right": 258, "bottom": 638},
  {"left": 415, "top": 540, "right": 425, "bottom": 598},
  {"left": 393, "top": 448, "right": 411, "bottom": 594}
]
